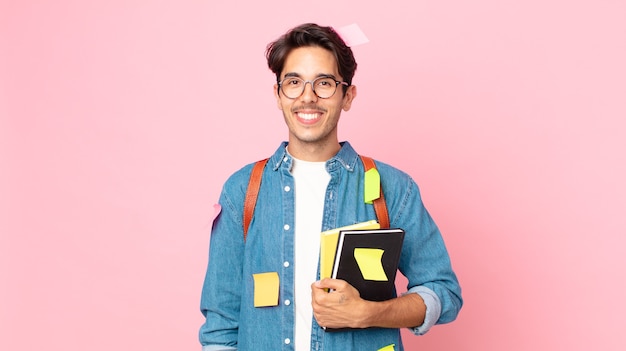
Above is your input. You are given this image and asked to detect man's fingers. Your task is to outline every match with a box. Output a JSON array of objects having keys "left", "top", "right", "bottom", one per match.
[{"left": 313, "top": 278, "right": 347, "bottom": 290}]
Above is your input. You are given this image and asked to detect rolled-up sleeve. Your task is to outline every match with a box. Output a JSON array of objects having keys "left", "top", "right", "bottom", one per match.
[{"left": 404, "top": 286, "right": 442, "bottom": 336}]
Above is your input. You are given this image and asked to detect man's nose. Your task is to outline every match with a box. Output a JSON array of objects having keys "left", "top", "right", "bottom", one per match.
[{"left": 300, "top": 81, "right": 318, "bottom": 102}]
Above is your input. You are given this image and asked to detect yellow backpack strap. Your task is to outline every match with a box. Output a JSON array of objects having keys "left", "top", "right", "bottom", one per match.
[
  {"left": 359, "top": 155, "right": 390, "bottom": 229},
  {"left": 243, "top": 158, "right": 268, "bottom": 242}
]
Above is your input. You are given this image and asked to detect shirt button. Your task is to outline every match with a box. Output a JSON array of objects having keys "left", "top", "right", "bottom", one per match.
[
  {"left": 284, "top": 299, "right": 291, "bottom": 306},
  {"left": 283, "top": 156, "right": 289, "bottom": 162},
  {"left": 283, "top": 261, "right": 290, "bottom": 267},
  {"left": 283, "top": 224, "right": 290, "bottom": 230},
  {"left": 284, "top": 186, "right": 291, "bottom": 192},
  {"left": 284, "top": 338, "right": 291, "bottom": 345}
]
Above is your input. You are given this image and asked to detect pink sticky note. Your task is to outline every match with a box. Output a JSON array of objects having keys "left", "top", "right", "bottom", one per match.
[
  {"left": 336, "top": 23, "right": 369, "bottom": 47},
  {"left": 211, "top": 203, "right": 222, "bottom": 223}
]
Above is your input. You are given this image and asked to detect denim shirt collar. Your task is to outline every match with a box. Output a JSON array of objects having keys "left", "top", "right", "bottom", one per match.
[{"left": 269, "top": 141, "right": 360, "bottom": 173}]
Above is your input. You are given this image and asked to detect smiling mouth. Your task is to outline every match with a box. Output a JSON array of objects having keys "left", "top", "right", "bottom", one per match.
[
  {"left": 293, "top": 105, "right": 326, "bottom": 122},
  {"left": 296, "top": 112, "right": 321, "bottom": 120}
]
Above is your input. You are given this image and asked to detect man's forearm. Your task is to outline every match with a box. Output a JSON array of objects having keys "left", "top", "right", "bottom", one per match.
[{"left": 362, "top": 293, "right": 426, "bottom": 329}]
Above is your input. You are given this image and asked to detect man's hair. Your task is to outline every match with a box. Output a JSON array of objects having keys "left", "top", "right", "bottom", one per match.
[{"left": 265, "top": 23, "right": 358, "bottom": 86}]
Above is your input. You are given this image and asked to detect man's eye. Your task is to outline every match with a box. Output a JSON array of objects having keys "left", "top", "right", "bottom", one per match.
[
  {"left": 317, "top": 79, "right": 334, "bottom": 87},
  {"left": 286, "top": 79, "right": 301, "bottom": 86}
]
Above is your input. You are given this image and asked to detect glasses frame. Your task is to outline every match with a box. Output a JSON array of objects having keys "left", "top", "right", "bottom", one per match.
[{"left": 278, "top": 76, "right": 350, "bottom": 99}]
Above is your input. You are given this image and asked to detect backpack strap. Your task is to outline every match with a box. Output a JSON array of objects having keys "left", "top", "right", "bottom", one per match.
[
  {"left": 243, "top": 158, "right": 268, "bottom": 242},
  {"left": 359, "top": 155, "right": 390, "bottom": 229},
  {"left": 242, "top": 155, "right": 390, "bottom": 242}
]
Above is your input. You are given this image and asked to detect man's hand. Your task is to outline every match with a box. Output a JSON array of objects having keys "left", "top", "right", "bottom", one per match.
[
  {"left": 311, "top": 278, "right": 373, "bottom": 329},
  {"left": 311, "top": 278, "right": 427, "bottom": 330}
]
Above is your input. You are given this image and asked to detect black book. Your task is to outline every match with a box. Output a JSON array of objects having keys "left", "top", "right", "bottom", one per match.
[
  {"left": 331, "top": 227, "right": 405, "bottom": 301},
  {"left": 325, "top": 228, "right": 405, "bottom": 332}
]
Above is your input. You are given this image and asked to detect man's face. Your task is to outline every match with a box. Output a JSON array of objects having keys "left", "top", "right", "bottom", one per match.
[{"left": 274, "top": 46, "right": 356, "bottom": 159}]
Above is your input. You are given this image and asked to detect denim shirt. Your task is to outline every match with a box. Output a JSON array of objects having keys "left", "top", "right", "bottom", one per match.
[{"left": 199, "top": 142, "right": 462, "bottom": 351}]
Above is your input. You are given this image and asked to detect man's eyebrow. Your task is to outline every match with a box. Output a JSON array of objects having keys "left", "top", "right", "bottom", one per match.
[
  {"left": 316, "top": 73, "right": 337, "bottom": 79},
  {"left": 282, "top": 72, "right": 338, "bottom": 79}
]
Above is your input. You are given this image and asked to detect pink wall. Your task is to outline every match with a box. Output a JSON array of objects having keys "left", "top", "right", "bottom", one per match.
[{"left": 2, "top": 1, "right": 625, "bottom": 350}]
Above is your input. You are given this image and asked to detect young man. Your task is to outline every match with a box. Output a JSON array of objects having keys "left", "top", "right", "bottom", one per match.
[{"left": 199, "top": 23, "right": 462, "bottom": 351}]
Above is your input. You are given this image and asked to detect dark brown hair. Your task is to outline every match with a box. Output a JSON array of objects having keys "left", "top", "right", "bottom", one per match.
[{"left": 265, "top": 23, "right": 358, "bottom": 86}]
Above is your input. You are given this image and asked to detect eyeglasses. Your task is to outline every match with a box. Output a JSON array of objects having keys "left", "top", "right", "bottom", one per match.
[{"left": 278, "top": 76, "right": 349, "bottom": 99}]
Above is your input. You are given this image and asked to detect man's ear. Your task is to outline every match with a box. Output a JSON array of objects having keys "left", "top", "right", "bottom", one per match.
[
  {"left": 274, "top": 84, "right": 283, "bottom": 110},
  {"left": 342, "top": 85, "right": 357, "bottom": 111}
]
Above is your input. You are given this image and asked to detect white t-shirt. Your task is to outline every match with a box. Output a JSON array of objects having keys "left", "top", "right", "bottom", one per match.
[{"left": 291, "top": 157, "right": 330, "bottom": 351}]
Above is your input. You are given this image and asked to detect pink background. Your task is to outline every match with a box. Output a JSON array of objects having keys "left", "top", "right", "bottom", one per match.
[{"left": 2, "top": 1, "right": 626, "bottom": 350}]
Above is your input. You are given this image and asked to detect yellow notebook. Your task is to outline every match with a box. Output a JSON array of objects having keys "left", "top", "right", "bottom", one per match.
[{"left": 319, "top": 220, "right": 380, "bottom": 280}]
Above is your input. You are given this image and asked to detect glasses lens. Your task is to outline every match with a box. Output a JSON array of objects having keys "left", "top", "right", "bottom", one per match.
[
  {"left": 280, "top": 77, "right": 339, "bottom": 99},
  {"left": 314, "top": 77, "right": 337, "bottom": 99},
  {"left": 281, "top": 77, "right": 304, "bottom": 99}
]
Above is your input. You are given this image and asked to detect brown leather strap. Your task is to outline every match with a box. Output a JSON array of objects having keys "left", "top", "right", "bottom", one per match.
[
  {"left": 359, "top": 155, "right": 390, "bottom": 229},
  {"left": 243, "top": 156, "right": 389, "bottom": 242},
  {"left": 243, "top": 158, "right": 268, "bottom": 242}
]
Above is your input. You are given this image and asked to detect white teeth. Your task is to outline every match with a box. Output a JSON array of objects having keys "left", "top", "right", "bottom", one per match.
[{"left": 298, "top": 113, "right": 319, "bottom": 120}]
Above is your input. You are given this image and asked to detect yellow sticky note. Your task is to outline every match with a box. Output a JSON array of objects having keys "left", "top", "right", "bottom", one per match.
[
  {"left": 364, "top": 168, "right": 380, "bottom": 204},
  {"left": 252, "top": 272, "right": 279, "bottom": 307},
  {"left": 377, "top": 344, "right": 395, "bottom": 351},
  {"left": 320, "top": 220, "right": 380, "bottom": 280},
  {"left": 354, "top": 248, "right": 388, "bottom": 281}
]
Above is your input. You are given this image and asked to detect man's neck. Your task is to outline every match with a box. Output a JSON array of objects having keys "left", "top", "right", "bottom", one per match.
[{"left": 286, "top": 141, "right": 341, "bottom": 162}]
